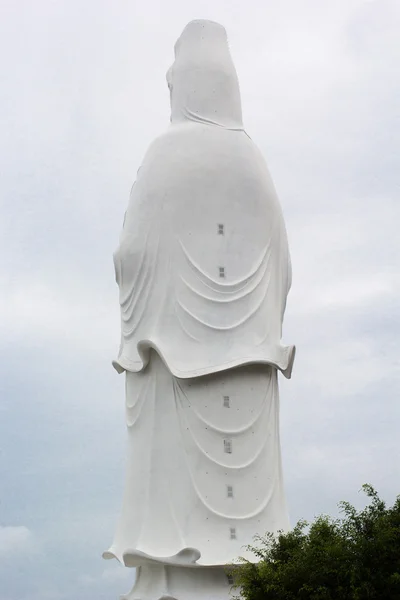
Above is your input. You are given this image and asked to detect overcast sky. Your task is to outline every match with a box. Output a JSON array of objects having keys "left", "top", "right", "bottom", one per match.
[{"left": 1, "top": 0, "right": 399, "bottom": 598}]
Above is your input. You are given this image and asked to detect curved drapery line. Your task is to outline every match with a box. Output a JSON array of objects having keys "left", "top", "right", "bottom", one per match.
[
  {"left": 178, "top": 251, "right": 270, "bottom": 302},
  {"left": 182, "top": 482, "right": 275, "bottom": 521},
  {"left": 126, "top": 375, "right": 151, "bottom": 409},
  {"left": 174, "top": 303, "right": 201, "bottom": 342},
  {"left": 122, "top": 282, "right": 152, "bottom": 338},
  {"left": 174, "top": 377, "right": 273, "bottom": 435},
  {"left": 180, "top": 238, "right": 270, "bottom": 289},
  {"left": 183, "top": 107, "right": 245, "bottom": 131},
  {"left": 118, "top": 234, "right": 149, "bottom": 306},
  {"left": 175, "top": 286, "right": 267, "bottom": 332},
  {"left": 122, "top": 259, "right": 158, "bottom": 338},
  {"left": 120, "top": 237, "right": 160, "bottom": 336},
  {"left": 126, "top": 376, "right": 153, "bottom": 427},
  {"left": 167, "top": 478, "right": 188, "bottom": 551},
  {"left": 176, "top": 395, "right": 271, "bottom": 470},
  {"left": 119, "top": 232, "right": 160, "bottom": 308},
  {"left": 120, "top": 251, "right": 148, "bottom": 314},
  {"left": 174, "top": 388, "right": 276, "bottom": 518},
  {"left": 175, "top": 267, "right": 272, "bottom": 332},
  {"left": 179, "top": 238, "right": 271, "bottom": 291},
  {"left": 121, "top": 265, "right": 152, "bottom": 325}
]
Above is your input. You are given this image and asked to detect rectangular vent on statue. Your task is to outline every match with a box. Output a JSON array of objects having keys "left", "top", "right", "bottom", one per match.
[{"left": 224, "top": 439, "right": 232, "bottom": 454}]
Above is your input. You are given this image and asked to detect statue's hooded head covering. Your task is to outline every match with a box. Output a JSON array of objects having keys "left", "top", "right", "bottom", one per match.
[{"left": 166, "top": 20, "right": 243, "bottom": 129}]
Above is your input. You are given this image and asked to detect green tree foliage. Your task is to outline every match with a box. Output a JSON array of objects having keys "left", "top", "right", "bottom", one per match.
[{"left": 228, "top": 485, "right": 400, "bottom": 600}]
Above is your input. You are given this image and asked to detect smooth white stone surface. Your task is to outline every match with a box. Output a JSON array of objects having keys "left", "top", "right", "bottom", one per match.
[
  {"left": 105, "top": 18, "right": 294, "bottom": 599},
  {"left": 111, "top": 19, "right": 294, "bottom": 380},
  {"left": 121, "top": 565, "right": 232, "bottom": 600},
  {"left": 104, "top": 351, "right": 288, "bottom": 566}
]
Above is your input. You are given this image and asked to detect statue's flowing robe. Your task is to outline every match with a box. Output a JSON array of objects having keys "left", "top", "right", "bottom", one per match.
[{"left": 104, "top": 19, "right": 294, "bottom": 570}]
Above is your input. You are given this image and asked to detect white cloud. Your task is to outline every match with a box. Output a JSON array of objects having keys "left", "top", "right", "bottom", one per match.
[
  {"left": 0, "top": 274, "right": 119, "bottom": 359},
  {"left": 23, "top": 586, "right": 65, "bottom": 600},
  {"left": 101, "top": 565, "right": 133, "bottom": 583},
  {"left": 0, "top": 526, "right": 35, "bottom": 557},
  {"left": 80, "top": 564, "right": 133, "bottom": 586}
]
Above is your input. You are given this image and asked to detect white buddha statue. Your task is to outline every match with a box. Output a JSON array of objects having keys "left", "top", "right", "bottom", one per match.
[{"left": 104, "top": 19, "right": 295, "bottom": 600}]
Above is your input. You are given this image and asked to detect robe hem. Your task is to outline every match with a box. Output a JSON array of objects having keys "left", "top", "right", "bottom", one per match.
[
  {"left": 103, "top": 547, "right": 241, "bottom": 568},
  {"left": 112, "top": 341, "right": 296, "bottom": 380}
]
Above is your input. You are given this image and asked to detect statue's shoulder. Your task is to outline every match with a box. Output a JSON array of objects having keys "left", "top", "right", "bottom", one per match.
[{"left": 141, "top": 125, "right": 182, "bottom": 158}]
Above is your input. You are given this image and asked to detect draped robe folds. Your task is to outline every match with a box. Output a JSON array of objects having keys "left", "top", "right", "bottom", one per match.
[{"left": 104, "top": 18, "right": 295, "bottom": 591}]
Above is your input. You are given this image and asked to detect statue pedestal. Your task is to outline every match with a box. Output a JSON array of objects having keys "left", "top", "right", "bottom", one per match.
[{"left": 121, "top": 564, "right": 233, "bottom": 600}]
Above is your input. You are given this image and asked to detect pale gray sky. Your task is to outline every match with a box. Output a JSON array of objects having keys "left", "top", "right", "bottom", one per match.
[{"left": 1, "top": 0, "right": 399, "bottom": 598}]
